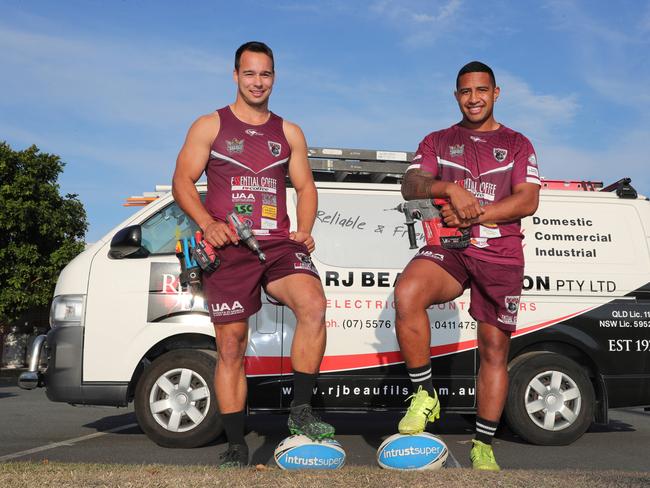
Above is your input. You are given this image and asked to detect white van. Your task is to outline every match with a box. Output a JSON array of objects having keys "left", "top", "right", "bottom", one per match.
[{"left": 19, "top": 148, "right": 650, "bottom": 448}]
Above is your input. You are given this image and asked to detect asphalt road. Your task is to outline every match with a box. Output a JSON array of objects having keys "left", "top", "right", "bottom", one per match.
[{"left": 1, "top": 377, "right": 649, "bottom": 470}]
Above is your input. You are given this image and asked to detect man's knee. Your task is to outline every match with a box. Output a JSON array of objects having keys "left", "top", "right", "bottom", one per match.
[
  {"left": 478, "top": 333, "right": 510, "bottom": 367},
  {"left": 215, "top": 329, "right": 247, "bottom": 365},
  {"left": 395, "top": 277, "right": 427, "bottom": 319},
  {"left": 293, "top": 290, "right": 326, "bottom": 326}
]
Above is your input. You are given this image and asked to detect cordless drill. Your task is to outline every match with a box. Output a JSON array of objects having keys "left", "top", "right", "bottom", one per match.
[
  {"left": 227, "top": 212, "right": 267, "bottom": 262},
  {"left": 176, "top": 232, "right": 220, "bottom": 299},
  {"left": 394, "top": 199, "right": 470, "bottom": 249}
]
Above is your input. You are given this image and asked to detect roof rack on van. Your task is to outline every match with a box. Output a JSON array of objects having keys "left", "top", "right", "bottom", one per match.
[
  {"left": 123, "top": 149, "right": 638, "bottom": 205},
  {"left": 540, "top": 179, "right": 604, "bottom": 191},
  {"left": 540, "top": 177, "right": 637, "bottom": 199},
  {"left": 307, "top": 147, "right": 413, "bottom": 184}
]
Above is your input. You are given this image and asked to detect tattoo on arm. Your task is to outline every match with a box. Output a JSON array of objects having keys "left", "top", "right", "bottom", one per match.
[{"left": 401, "top": 169, "right": 435, "bottom": 200}]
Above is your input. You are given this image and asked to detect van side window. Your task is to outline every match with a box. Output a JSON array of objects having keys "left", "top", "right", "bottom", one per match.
[
  {"left": 312, "top": 190, "right": 421, "bottom": 269},
  {"left": 140, "top": 194, "right": 204, "bottom": 255}
]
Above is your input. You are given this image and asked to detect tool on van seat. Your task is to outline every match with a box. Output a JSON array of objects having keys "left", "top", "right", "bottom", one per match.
[
  {"left": 394, "top": 199, "right": 470, "bottom": 250},
  {"left": 227, "top": 211, "right": 267, "bottom": 262}
]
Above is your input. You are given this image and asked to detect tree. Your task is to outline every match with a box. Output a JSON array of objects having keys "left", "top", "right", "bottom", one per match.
[{"left": 0, "top": 142, "right": 87, "bottom": 328}]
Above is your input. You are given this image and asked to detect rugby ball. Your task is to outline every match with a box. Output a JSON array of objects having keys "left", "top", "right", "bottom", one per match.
[
  {"left": 377, "top": 432, "right": 448, "bottom": 470},
  {"left": 274, "top": 435, "right": 346, "bottom": 470}
]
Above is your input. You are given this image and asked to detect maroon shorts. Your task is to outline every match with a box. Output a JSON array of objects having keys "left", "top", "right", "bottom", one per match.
[
  {"left": 203, "top": 239, "right": 319, "bottom": 324},
  {"left": 412, "top": 246, "right": 524, "bottom": 331}
]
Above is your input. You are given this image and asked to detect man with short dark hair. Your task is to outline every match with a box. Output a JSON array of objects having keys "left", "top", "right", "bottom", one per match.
[
  {"left": 395, "top": 61, "right": 540, "bottom": 471},
  {"left": 172, "top": 41, "right": 334, "bottom": 468}
]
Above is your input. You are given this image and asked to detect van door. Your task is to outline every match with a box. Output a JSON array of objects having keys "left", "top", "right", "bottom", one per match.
[
  {"left": 83, "top": 199, "right": 282, "bottom": 391},
  {"left": 280, "top": 186, "right": 477, "bottom": 410}
]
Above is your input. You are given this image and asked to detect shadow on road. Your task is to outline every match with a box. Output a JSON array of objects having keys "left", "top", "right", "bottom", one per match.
[{"left": 83, "top": 411, "right": 140, "bottom": 434}]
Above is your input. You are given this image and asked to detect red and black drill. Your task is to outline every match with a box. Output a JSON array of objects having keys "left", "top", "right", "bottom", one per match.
[{"left": 394, "top": 199, "right": 470, "bottom": 250}]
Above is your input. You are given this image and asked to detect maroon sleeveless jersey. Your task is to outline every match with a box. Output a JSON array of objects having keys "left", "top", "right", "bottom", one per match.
[
  {"left": 409, "top": 123, "right": 540, "bottom": 266},
  {"left": 205, "top": 106, "right": 291, "bottom": 239}
]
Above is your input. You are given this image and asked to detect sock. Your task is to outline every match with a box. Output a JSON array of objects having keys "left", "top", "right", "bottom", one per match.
[
  {"left": 407, "top": 364, "right": 435, "bottom": 395},
  {"left": 291, "top": 370, "right": 317, "bottom": 409},
  {"left": 475, "top": 416, "right": 499, "bottom": 445},
  {"left": 221, "top": 410, "right": 246, "bottom": 447}
]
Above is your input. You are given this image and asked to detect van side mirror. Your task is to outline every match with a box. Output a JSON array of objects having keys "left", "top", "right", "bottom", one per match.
[{"left": 108, "top": 225, "right": 150, "bottom": 259}]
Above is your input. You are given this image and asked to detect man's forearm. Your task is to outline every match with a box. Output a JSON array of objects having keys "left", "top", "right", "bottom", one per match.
[
  {"left": 478, "top": 192, "right": 538, "bottom": 225},
  {"left": 172, "top": 177, "right": 214, "bottom": 231},
  {"left": 294, "top": 185, "right": 318, "bottom": 234},
  {"left": 401, "top": 170, "right": 455, "bottom": 200}
]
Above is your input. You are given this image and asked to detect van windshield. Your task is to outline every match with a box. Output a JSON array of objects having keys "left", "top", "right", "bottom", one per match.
[{"left": 140, "top": 198, "right": 203, "bottom": 255}]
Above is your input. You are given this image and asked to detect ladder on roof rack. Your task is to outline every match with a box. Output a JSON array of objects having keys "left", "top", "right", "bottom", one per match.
[
  {"left": 123, "top": 148, "right": 638, "bottom": 205},
  {"left": 307, "top": 147, "right": 414, "bottom": 183}
]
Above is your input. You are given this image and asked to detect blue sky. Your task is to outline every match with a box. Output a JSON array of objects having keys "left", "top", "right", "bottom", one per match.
[{"left": 2, "top": 1, "right": 650, "bottom": 241}]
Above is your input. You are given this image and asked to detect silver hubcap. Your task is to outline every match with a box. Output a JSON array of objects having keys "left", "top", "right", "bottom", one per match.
[
  {"left": 149, "top": 367, "right": 211, "bottom": 432},
  {"left": 524, "top": 369, "right": 581, "bottom": 431}
]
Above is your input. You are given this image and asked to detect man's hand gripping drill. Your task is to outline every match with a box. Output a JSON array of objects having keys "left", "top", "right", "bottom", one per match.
[
  {"left": 226, "top": 212, "right": 266, "bottom": 262},
  {"left": 394, "top": 199, "right": 471, "bottom": 250}
]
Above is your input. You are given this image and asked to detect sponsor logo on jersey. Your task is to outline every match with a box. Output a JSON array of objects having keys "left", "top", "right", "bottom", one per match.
[
  {"left": 479, "top": 224, "right": 501, "bottom": 239},
  {"left": 505, "top": 296, "right": 520, "bottom": 314},
  {"left": 262, "top": 205, "right": 277, "bottom": 219},
  {"left": 261, "top": 217, "right": 277, "bottom": 230},
  {"left": 470, "top": 136, "right": 486, "bottom": 143},
  {"left": 462, "top": 178, "right": 497, "bottom": 202},
  {"left": 449, "top": 144, "right": 465, "bottom": 157},
  {"left": 231, "top": 176, "right": 277, "bottom": 194},
  {"left": 412, "top": 154, "right": 423, "bottom": 161},
  {"left": 498, "top": 314, "right": 517, "bottom": 325},
  {"left": 470, "top": 237, "right": 490, "bottom": 248},
  {"left": 234, "top": 204, "right": 253, "bottom": 215},
  {"left": 268, "top": 141, "right": 282, "bottom": 157},
  {"left": 245, "top": 128, "right": 264, "bottom": 136},
  {"left": 527, "top": 166, "right": 539, "bottom": 177},
  {"left": 226, "top": 138, "right": 244, "bottom": 154},
  {"left": 528, "top": 154, "right": 537, "bottom": 167},
  {"left": 232, "top": 193, "right": 255, "bottom": 202},
  {"left": 262, "top": 194, "right": 277, "bottom": 205},
  {"left": 211, "top": 300, "right": 244, "bottom": 315},
  {"left": 493, "top": 148, "right": 508, "bottom": 162}
]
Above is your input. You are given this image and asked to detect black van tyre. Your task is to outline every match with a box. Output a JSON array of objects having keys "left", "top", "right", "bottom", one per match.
[
  {"left": 505, "top": 352, "right": 595, "bottom": 446},
  {"left": 135, "top": 349, "right": 222, "bottom": 448}
]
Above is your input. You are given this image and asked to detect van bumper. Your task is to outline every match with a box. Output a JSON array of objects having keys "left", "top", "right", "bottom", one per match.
[{"left": 43, "top": 326, "right": 129, "bottom": 407}]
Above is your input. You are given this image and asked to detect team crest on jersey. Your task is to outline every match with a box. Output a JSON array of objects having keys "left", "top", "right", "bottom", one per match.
[
  {"left": 493, "top": 148, "right": 508, "bottom": 162},
  {"left": 528, "top": 154, "right": 537, "bottom": 167},
  {"left": 505, "top": 295, "right": 520, "bottom": 314},
  {"left": 294, "top": 252, "right": 317, "bottom": 273},
  {"left": 268, "top": 141, "right": 282, "bottom": 157},
  {"left": 227, "top": 138, "right": 244, "bottom": 154},
  {"left": 449, "top": 144, "right": 464, "bottom": 156}
]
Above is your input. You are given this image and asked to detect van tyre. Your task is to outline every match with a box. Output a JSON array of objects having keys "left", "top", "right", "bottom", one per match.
[
  {"left": 135, "top": 349, "right": 222, "bottom": 448},
  {"left": 505, "top": 352, "right": 594, "bottom": 446}
]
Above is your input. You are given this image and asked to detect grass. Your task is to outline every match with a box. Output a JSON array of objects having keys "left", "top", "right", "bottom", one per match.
[{"left": 1, "top": 462, "right": 650, "bottom": 488}]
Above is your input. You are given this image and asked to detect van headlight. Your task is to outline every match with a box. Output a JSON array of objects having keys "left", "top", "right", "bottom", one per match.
[{"left": 50, "top": 295, "right": 85, "bottom": 328}]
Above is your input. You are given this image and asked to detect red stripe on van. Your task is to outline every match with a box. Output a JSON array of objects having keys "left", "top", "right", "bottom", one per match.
[{"left": 244, "top": 307, "right": 593, "bottom": 376}]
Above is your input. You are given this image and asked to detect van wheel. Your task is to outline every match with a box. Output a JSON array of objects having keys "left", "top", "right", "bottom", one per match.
[
  {"left": 505, "top": 352, "right": 594, "bottom": 446},
  {"left": 134, "top": 349, "right": 222, "bottom": 448}
]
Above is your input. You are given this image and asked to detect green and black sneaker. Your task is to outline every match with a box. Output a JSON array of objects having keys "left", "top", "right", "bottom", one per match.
[
  {"left": 217, "top": 444, "right": 249, "bottom": 469},
  {"left": 288, "top": 404, "right": 336, "bottom": 440}
]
